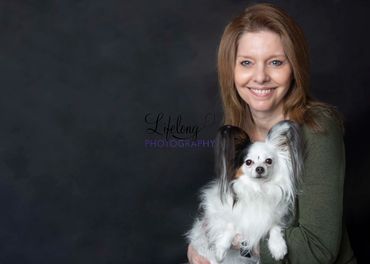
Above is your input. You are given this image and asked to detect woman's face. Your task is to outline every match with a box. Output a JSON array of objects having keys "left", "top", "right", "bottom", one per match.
[{"left": 234, "top": 30, "right": 293, "bottom": 117}]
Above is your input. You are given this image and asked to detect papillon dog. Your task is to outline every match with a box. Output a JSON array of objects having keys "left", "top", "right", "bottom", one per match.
[{"left": 187, "top": 121, "right": 303, "bottom": 264}]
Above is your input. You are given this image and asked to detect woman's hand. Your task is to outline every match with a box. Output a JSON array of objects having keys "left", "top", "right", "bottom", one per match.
[
  {"left": 187, "top": 244, "right": 211, "bottom": 264},
  {"left": 231, "top": 234, "right": 241, "bottom": 249}
]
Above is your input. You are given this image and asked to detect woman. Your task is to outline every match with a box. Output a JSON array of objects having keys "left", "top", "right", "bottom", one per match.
[{"left": 187, "top": 3, "right": 356, "bottom": 264}]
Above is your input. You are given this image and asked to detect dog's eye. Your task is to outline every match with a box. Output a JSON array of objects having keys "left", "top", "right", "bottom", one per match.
[
  {"left": 265, "top": 158, "right": 272, "bottom": 165},
  {"left": 246, "top": 159, "right": 252, "bottom": 166}
]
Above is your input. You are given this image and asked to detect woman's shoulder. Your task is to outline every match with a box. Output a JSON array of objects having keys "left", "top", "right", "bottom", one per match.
[
  {"left": 302, "top": 105, "right": 344, "bottom": 138},
  {"left": 301, "top": 106, "right": 344, "bottom": 156}
]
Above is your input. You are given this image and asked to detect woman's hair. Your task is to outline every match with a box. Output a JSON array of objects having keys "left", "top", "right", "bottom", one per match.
[{"left": 218, "top": 3, "right": 341, "bottom": 133}]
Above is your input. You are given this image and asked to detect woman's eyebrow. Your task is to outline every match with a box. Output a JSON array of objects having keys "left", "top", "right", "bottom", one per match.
[{"left": 236, "top": 54, "right": 287, "bottom": 59}]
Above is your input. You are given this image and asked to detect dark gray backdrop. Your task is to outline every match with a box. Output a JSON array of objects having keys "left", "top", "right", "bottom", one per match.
[{"left": 0, "top": 0, "right": 369, "bottom": 263}]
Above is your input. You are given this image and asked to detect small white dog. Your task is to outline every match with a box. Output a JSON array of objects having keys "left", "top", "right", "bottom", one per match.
[{"left": 187, "top": 121, "right": 303, "bottom": 264}]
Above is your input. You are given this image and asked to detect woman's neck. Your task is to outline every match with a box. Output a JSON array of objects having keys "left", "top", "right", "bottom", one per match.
[{"left": 250, "top": 111, "right": 286, "bottom": 141}]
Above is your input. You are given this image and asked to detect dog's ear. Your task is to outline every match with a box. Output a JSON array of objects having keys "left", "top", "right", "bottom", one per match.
[
  {"left": 215, "top": 125, "right": 250, "bottom": 202},
  {"left": 266, "top": 120, "right": 304, "bottom": 187}
]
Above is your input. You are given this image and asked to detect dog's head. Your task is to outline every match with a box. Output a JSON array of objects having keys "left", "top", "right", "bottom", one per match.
[
  {"left": 215, "top": 121, "right": 303, "bottom": 203},
  {"left": 240, "top": 141, "right": 277, "bottom": 180}
]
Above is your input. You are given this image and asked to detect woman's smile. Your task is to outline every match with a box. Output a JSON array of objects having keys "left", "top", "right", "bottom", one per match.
[{"left": 247, "top": 87, "right": 277, "bottom": 98}]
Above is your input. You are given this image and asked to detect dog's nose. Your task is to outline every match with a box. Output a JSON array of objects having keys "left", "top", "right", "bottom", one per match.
[{"left": 256, "top": 166, "right": 264, "bottom": 174}]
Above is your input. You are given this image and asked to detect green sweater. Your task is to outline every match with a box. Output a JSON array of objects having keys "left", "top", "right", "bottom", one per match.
[{"left": 260, "top": 116, "right": 356, "bottom": 264}]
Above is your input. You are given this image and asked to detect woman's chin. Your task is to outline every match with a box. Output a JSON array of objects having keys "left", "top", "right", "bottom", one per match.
[{"left": 248, "top": 103, "right": 275, "bottom": 114}]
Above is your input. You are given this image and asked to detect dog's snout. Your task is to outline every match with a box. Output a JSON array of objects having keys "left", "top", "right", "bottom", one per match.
[{"left": 256, "top": 166, "right": 265, "bottom": 175}]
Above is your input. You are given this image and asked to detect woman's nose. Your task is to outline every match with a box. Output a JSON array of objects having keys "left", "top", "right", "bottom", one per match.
[{"left": 253, "top": 64, "right": 270, "bottom": 84}]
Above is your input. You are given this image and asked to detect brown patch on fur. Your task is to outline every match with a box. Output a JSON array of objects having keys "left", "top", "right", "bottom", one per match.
[{"left": 235, "top": 167, "right": 244, "bottom": 178}]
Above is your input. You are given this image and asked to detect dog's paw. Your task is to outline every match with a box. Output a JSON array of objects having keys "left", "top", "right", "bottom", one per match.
[
  {"left": 268, "top": 234, "right": 287, "bottom": 260},
  {"left": 215, "top": 247, "right": 227, "bottom": 263}
]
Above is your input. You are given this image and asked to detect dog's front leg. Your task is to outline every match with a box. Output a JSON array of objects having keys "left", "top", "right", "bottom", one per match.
[
  {"left": 212, "top": 222, "right": 236, "bottom": 262},
  {"left": 267, "top": 225, "right": 287, "bottom": 260}
]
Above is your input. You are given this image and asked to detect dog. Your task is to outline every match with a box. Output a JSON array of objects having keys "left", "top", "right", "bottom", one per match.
[{"left": 187, "top": 121, "right": 303, "bottom": 263}]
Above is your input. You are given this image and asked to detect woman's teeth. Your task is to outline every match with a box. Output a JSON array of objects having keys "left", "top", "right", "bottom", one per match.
[{"left": 250, "top": 88, "right": 274, "bottom": 95}]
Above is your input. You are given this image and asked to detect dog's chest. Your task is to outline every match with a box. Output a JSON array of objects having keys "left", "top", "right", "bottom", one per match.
[{"left": 231, "top": 197, "right": 277, "bottom": 237}]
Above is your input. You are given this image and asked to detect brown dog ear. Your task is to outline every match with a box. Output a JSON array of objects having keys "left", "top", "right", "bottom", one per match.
[{"left": 215, "top": 125, "right": 250, "bottom": 203}]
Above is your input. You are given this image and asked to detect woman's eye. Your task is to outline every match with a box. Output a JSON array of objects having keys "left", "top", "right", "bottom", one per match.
[
  {"left": 270, "top": 60, "right": 283, "bottom": 66},
  {"left": 240, "top": 60, "right": 252, "bottom": 67}
]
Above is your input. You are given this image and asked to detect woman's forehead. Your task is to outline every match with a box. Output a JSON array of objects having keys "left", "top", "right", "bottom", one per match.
[{"left": 236, "top": 31, "right": 286, "bottom": 57}]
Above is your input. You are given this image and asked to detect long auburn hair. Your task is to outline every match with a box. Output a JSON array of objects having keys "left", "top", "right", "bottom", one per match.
[{"left": 218, "top": 3, "right": 341, "bottom": 134}]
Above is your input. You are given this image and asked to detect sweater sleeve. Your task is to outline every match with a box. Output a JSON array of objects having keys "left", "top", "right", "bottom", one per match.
[{"left": 260, "top": 118, "right": 345, "bottom": 264}]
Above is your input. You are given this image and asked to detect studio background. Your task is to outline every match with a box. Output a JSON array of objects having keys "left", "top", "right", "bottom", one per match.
[{"left": 0, "top": 0, "right": 369, "bottom": 263}]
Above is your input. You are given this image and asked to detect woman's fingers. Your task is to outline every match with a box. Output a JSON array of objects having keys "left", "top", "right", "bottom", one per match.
[
  {"left": 231, "top": 233, "right": 241, "bottom": 249},
  {"left": 187, "top": 244, "right": 211, "bottom": 264}
]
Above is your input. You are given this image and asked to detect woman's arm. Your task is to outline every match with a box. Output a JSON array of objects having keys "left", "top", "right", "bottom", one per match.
[{"left": 260, "top": 117, "right": 345, "bottom": 263}]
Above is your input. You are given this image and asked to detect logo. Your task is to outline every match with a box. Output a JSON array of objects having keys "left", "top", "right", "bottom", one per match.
[{"left": 144, "top": 112, "right": 216, "bottom": 149}]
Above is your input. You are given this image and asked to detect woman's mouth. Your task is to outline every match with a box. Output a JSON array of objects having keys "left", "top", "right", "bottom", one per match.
[{"left": 248, "top": 87, "right": 276, "bottom": 97}]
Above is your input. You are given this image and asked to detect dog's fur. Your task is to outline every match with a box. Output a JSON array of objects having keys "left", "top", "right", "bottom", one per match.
[{"left": 187, "top": 121, "right": 303, "bottom": 264}]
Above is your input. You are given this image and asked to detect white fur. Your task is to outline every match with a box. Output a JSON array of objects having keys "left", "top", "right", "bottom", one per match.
[{"left": 187, "top": 126, "right": 300, "bottom": 263}]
